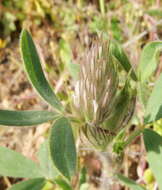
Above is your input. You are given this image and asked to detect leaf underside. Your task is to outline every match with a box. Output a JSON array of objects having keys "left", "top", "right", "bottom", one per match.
[
  {"left": 144, "top": 74, "right": 162, "bottom": 124},
  {"left": 143, "top": 129, "right": 162, "bottom": 190},
  {"left": 8, "top": 178, "right": 46, "bottom": 190},
  {"left": 37, "top": 140, "right": 59, "bottom": 179},
  {"left": 138, "top": 41, "right": 162, "bottom": 82},
  {"left": 0, "top": 146, "right": 43, "bottom": 178}
]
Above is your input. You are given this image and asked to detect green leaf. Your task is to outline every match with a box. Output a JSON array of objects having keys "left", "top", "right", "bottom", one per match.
[
  {"left": 0, "top": 110, "right": 59, "bottom": 126},
  {"left": 146, "top": 9, "right": 162, "bottom": 18},
  {"left": 55, "top": 178, "right": 73, "bottom": 190},
  {"left": 49, "top": 117, "right": 77, "bottom": 180},
  {"left": 138, "top": 41, "right": 162, "bottom": 82},
  {"left": 138, "top": 82, "right": 150, "bottom": 108},
  {"left": 105, "top": 79, "right": 136, "bottom": 132},
  {"left": 110, "top": 41, "right": 137, "bottom": 81},
  {"left": 59, "top": 39, "right": 80, "bottom": 80},
  {"left": 0, "top": 146, "right": 43, "bottom": 178},
  {"left": 79, "top": 167, "right": 87, "bottom": 187},
  {"left": 37, "top": 140, "right": 59, "bottom": 179},
  {"left": 20, "top": 29, "right": 63, "bottom": 112},
  {"left": 143, "top": 129, "right": 162, "bottom": 190},
  {"left": 117, "top": 174, "right": 146, "bottom": 190},
  {"left": 8, "top": 178, "right": 46, "bottom": 190},
  {"left": 144, "top": 74, "right": 162, "bottom": 124}
]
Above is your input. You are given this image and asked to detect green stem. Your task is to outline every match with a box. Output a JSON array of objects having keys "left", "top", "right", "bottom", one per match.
[
  {"left": 77, "top": 0, "right": 83, "bottom": 8},
  {"left": 99, "top": 0, "right": 105, "bottom": 15}
]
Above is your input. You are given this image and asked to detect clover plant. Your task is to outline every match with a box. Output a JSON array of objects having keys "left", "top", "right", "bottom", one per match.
[{"left": 0, "top": 30, "right": 162, "bottom": 190}]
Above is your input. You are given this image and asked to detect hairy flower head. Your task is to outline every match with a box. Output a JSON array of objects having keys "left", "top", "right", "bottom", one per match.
[
  {"left": 73, "top": 41, "right": 118, "bottom": 126},
  {"left": 73, "top": 40, "right": 136, "bottom": 150}
]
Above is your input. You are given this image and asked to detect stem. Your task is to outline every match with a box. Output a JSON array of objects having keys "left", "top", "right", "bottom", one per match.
[
  {"left": 3, "top": 177, "right": 11, "bottom": 188},
  {"left": 96, "top": 147, "right": 122, "bottom": 189},
  {"left": 77, "top": 0, "right": 83, "bottom": 8},
  {"left": 123, "top": 127, "right": 144, "bottom": 148},
  {"left": 99, "top": 0, "right": 105, "bottom": 15}
]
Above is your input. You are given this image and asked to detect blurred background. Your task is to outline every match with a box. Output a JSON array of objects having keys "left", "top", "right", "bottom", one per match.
[{"left": 0, "top": 0, "right": 162, "bottom": 189}]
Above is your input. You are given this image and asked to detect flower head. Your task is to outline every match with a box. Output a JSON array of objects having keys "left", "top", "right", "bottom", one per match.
[
  {"left": 73, "top": 40, "right": 118, "bottom": 126},
  {"left": 73, "top": 40, "right": 136, "bottom": 150}
]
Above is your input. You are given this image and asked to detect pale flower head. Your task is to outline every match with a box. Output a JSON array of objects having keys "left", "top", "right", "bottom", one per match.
[
  {"left": 73, "top": 40, "right": 119, "bottom": 126},
  {"left": 72, "top": 40, "right": 136, "bottom": 150}
]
